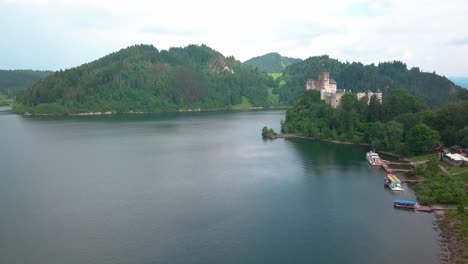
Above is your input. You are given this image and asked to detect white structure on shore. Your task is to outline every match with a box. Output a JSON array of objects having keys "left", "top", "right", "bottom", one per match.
[{"left": 306, "top": 72, "right": 383, "bottom": 108}]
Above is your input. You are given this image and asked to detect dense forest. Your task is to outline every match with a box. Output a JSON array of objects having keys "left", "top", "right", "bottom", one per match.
[
  {"left": 282, "top": 89, "right": 468, "bottom": 154},
  {"left": 15, "top": 44, "right": 276, "bottom": 114},
  {"left": 0, "top": 70, "right": 52, "bottom": 98},
  {"left": 276, "top": 55, "right": 463, "bottom": 106},
  {"left": 244, "top": 53, "right": 301, "bottom": 73}
]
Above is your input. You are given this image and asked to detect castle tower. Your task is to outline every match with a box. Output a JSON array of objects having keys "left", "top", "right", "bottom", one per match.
[
  {"left": 329, "top": 79, "right": 337, "bottom": 93},
  {"left": 320, "top": 72, "right": 330, "bottom": 91}
]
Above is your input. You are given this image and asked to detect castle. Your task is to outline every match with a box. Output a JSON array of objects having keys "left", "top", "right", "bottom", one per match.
[
  {"left": 356, "top": 89, "right": 382, "bottom": 103},
  {"left": 306, "top": 72, "right": 382, "bottom": 108}
]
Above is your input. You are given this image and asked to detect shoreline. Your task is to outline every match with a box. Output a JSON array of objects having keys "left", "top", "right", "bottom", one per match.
[
  {"left": 19, "top": 106, "right": 291, "bottom": 116},
  {"left": 435, "top": 211, "right": 465, "bottom": 263},
  {"left": 274, "top": 133, "right": 371, "bottom": 147},
  {"left": 275, "top": 132, "right": 464, "bottom": 263}
]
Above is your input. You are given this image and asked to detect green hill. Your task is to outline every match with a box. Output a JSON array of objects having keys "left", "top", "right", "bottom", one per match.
[
  {"left": 276, "top": 55, "right": 463, "bottom": 106},
  {"left": 15, "top": 44, "right": 276, "bottom": 114},
  {"left": 0, "top": 70, "right": 53, "bottom": 98},
  {"left": 244, "top": 52, "right": 302, "bottom": 73}
]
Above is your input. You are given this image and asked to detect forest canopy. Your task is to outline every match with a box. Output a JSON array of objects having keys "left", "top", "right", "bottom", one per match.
[
  {"left": 275, "top": 55, "right": 463, "bottom": 106},
  {"left": 15, "top": 44, "right": 276, "bottom": 114}
]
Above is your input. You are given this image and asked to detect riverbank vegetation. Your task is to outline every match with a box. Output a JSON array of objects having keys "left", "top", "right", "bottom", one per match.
[
  {"left": 261, "top": 126, "right": 277, "bottom": 139},
  {"left": 282, "top": 89, "right": 467, "bottom": 156},
  {"left": 414, "top": 157, "right": 466, "bottom": 205}
]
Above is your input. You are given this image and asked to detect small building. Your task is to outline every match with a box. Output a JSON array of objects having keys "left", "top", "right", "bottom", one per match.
[
  {"left": 443, "top": 153, "right": 468, "bottom": 167},
  {"left": 449, "top": 145, "right": 463, "bottom": 153}
]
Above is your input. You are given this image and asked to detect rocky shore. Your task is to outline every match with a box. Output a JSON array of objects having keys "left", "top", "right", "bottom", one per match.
[{"left": 435, "top": 211, "right": 466, "bottom": 263}]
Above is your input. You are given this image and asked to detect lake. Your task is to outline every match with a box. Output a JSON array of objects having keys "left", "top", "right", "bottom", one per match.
[{"left": 0, "top": 107, "right": 439, "bottom": 264}]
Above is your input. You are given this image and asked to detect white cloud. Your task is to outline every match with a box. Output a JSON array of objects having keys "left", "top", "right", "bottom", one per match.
[{"left": 0, "top": 0, "right": 467, "bottom": 76}]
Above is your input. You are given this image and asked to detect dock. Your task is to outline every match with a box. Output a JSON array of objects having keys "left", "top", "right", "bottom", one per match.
[
  {"left": 381, "top": 160, "right": 415, "bottom": 173},
  {"left": 400, "top": 179, "right": 424, "bottom": 183},
  {"left": 414, "top": 206, "right": 463, "bottom": 213},
  {"left": 414, "top": 206, "right": 433, "bottom": 213}
]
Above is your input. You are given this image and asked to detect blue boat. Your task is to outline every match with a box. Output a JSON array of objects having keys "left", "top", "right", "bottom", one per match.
[{"left": 394, "top": 200, "right": 419, "bottom": 209}]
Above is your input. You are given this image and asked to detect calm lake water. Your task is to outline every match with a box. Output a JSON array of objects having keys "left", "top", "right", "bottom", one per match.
[{"left": 0, "top": 107, "right": 439, "bottom": 264}]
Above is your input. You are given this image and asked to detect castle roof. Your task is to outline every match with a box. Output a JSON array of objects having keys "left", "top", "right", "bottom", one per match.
[{"left": 330, "top": 79, "right": 337, "bottom": 84}]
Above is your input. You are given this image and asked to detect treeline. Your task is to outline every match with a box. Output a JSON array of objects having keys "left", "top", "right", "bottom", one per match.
[
  {"left": 15, "top": 44, "right": 276, "bottom": 114},
  {"left": 275, "top": 55, "right": 463, "bottom": 106},
  {"left": 0, "top": 70, "right": 52, "bottom": 98},
  {"left": 282, "top": 89, "right": 468, "bottom": 155}
]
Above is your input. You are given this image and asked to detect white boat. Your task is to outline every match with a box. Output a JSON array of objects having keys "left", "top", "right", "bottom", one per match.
[
  {"left": 366, "top": 151, "right": 382, "bottom": 166},
  {"left": 385, "top": 173, "right": 404, "bottom": 191}
]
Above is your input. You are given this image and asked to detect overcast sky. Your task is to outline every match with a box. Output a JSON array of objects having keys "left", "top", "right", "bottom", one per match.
[{"left": 1, "top": 0, "right": 467, "bottom": 76}]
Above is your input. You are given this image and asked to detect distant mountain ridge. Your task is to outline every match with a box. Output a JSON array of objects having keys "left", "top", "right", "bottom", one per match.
[
  {"left": 15, "top": 44, "right": 276, "bottom": 114},
  {"left": 244, "top": 52, "right": 302, "bottom": 73},
  {"left": 0, "top": 70, "right": 53, "bottom": 97}
]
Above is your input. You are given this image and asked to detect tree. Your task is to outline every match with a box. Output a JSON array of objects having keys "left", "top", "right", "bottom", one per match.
[
  {"left": 366, "top": 121, "right": 403, "bottom": 151},
  {"left": 381, "top": 89, "right": 427, "bottom": 121},
  {"left": 261, "top": 126, "right": 277, "bottom": 139},
  {"left": 407, "top": 124, "right": 440, "bottom": 154},
  {"left": 336, "top": 93, "right": 359, "bottom": 137},
  {"left": 457, "top": 126, "right": 468, "bottom": 147},
  {"left": 394, "top": 112, "right": 422, "bottom": 140},
  {"left": 367, "top": 95, "right": 381, "bottom": 122}
]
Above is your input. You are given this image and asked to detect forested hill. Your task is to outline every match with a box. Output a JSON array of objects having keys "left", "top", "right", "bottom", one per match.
[
  {"left": 276, "top": 55, "right": 462, "bottom": 106},
  {"left": 244, "top": 53, "right": 302, "bottom": 73},
  {"left": 0, "top": 70, "right": 53, "bottom": 97},
  {"left": 15, "top": 44, "right": 276, "bottom": 114}
]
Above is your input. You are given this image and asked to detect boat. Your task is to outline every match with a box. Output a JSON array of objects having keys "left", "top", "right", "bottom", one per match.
[
  {"left": 366, "top": 151, "right": 382, "bottom": 166},
  {"left": 394, "top": 200, "right": 419, "bottom": 209},
  {"left": 384, "top": 173, "right": 404, "bottom": 191}
]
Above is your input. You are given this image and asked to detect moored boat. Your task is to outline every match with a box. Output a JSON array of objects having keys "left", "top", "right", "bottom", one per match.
[
  {"left": 394, "top": 200, "right": 419, "bottom": 209},
  {"left": 385, "top": 173, "right": 404, "bottom": 191},
  {"left": 366, "top": 151, "right": 382, "bottom": 166}
]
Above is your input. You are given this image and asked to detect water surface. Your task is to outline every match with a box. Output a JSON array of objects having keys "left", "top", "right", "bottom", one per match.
[{"left": 0, "top": 109, "right": 439, "bottom": 264}]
